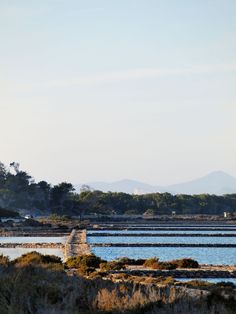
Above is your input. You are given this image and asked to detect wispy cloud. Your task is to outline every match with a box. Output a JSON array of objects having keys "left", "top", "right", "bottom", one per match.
[
  {"left": 2, "top": 63, "right": 236, "bottom": 94},
  {"left": 47, "top": 63, "right": 236, "bottom": 88}
]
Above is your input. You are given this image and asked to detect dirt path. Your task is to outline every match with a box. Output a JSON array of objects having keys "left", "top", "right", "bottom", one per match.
[{"left": 64, "top": 229, "right": 91, "bottom": 260}]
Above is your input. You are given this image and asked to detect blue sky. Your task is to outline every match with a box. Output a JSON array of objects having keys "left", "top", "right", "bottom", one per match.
[{"left": 1, "top": 0, "right": 236, "bottom": 185}]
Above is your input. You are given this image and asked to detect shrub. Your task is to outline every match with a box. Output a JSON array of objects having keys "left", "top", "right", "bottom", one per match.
[
  {"left": 0, "top": 207, "right": 19, "bottom": 218},
  {"left": 0, "top": 254, "right": 10, "bottom": 266},
  {"left": 65, "top": 254, "right": 104, "bottom": 269},
  {"left": 143, "top": 257, "right": 199, "bottom": 270},
  {"left": 100, "top": 261, "right": 126, "bottom": 272},
  {"left": 77, "top": 265, "right": 96, "bottom": 276},
  {"left": 215, "top": 281, "right": 235, "bottom": 289},
  {"left": 13, "top": 252, "right": 63, "bottom": 269},
  {"left": 172, "top": 258, "right": 199, "bottom": 269},
  {"left": 143, "top": 258, "right": 159, "bottom": 268},
  {"left": 152, "top": 262, "right": 177, "bottom": 270},
  {"left": 117, "top": 257, "right": 145, "bottom": 266}
]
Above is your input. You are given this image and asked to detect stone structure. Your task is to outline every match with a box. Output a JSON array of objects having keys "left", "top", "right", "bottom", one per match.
[{"left": 64, "top": 229, "right": 91, "bottom": 260}]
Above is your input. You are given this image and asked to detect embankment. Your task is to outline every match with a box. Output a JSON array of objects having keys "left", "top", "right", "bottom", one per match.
[{"left": 64, "top": 229, "right": 91, "bottom": 260}]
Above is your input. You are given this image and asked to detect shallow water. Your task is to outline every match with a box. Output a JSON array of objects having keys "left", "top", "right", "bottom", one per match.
[
  {"left": 87, "top": 230, "right": 236, "bottom": 235},
  {"left": 0, "top": 236, "right": 66, "bottom": 244},
  {"left": 91, "top": 246, "right": 236, "bottom": 264},
  {"left": 88, "top": 228, "right": 236, "bottom": 265},
  {"left": 0, "top": 236, "right": 66, "bottom": 260},
  {"left": 177, "top": 278, "right": 236, "bottom": 285},
  {"left": 87, "top": 235, "right": 236, "bottom": 245},
  {"left": 0, "top": 248, "right": 64, "bottom": 260}
]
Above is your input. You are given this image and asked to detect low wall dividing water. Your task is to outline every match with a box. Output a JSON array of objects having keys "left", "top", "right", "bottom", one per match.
[
  {"left": 91, "top": 243, "right": 236, "bottom": 248},
  {"left": 0, "top": 243, "right": 63, "bottom": 249},
  {"left": 89, "top": 232, "right": 236, "bottom": 237},
  {"left": 64, "top": 229, "right": 91, "bottom": 260}
]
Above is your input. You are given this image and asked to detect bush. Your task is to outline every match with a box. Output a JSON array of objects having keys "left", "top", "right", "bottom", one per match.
[
  {"left": 0, "top": 207, "right": 19, "bottom": 218},
  {"left": 100, "top": 261, "right": 126, "bottom": 272},
  {"left": 13, "top": 252, "right": 62, "bottom": 269},
  {"left": 117, "top": 257, "right": 145, "bottom": 266},
  {"left": 172, "top": 258, "right": 199, "bottom": 269},
  {"left": 77, "top": 265, "right": 96, "bottom": 276},
  {"left": 152, "top": 262, "right": 176, "bottom": 270},
  {"left": 0, "top": 254, "right": 10, "bottom": 266},
  {"left": 143, "top": 257, "right": 199, "bottom": 270},
  {"left": 215, "top": 281, "right": 235, "bottom": 289},
  {"left": 143, "top": 258, "right": 159, "bottom": 268},
  {"left": 65, "top": 254, "right": 104, "bottom": 269}
]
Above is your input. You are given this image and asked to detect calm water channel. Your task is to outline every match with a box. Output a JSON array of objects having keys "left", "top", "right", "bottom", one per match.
[
  {"left": 0, "top": 236, "right": 66, "bottom": 260},
  {"left": 87, "top": 229, "right": 236, "bottom": 265}
]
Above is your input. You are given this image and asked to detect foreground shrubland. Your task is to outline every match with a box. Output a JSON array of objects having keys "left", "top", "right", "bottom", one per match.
[
  {"left": 65, "top": 254, "right": 199, "bottom": 274},
  {"left": 0, "top": 252, "right": 235, "bottom": 313}
]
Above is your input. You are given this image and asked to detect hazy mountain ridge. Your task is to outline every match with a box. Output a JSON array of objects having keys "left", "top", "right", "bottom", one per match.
[{"left": 77, "top": 171, "right": 236, "bottom": 195}]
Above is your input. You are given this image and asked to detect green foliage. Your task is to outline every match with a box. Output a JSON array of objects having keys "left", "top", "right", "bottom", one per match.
[
  {"left": 172, "top": 258, "right": 199, "bottom": 269},
  {"left": 76, "top": 265, "right": 96, "bottom": 276},
  {"left": 65, "top": 254, "right": 104, "bottom": 269},
  {"left": 117, "top": 257, "right": 146, "bottom": 266},
  {"left": 13, "top": 251, "right": 63, "bottom": 269},
  {"left": 100, "top": 261, "right": 125, "bottom": 272},
  {"left": 0, "top": 207, "right": 19, "bottom": 218},
  {"left": 78, "top": 190, "right": 236, "bottom": 216},
  {"left": 1, "top": 161, "right": 236, "bottom": 216},
  {"left": 143, "top": 257, "right": 198, "bottom": 270},
  {"left": 0, "top": 161, "right": 79, "bottom": 215}
]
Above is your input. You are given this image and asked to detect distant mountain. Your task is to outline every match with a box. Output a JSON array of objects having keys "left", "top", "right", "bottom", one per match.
[
  {"left": 78, "top": 179, "right": 162, "bottom": 194},
  {"left": 76, "top": 171, "right": 236, "bottom": 195},
  {"left": 166, "top": 171, "right": 236, "bottom": 195}
]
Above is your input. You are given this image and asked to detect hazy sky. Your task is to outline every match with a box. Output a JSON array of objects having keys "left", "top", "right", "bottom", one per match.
[{"left": 1, "top": 0, "right": 236, "bottom": 185}]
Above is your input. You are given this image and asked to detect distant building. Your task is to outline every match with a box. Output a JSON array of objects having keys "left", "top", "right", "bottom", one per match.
[
  {"left": 223, "top": 212, "right": 231, "bottom": 218},
  {"left": 24, "top": 214, "right": 33, "bottom": 219}
]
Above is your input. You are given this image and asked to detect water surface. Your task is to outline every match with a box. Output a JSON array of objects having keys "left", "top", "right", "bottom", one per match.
[
  {"left": 0, "top": 236, "right": 66, "bottom": 244},
  {"left": 91, "top": 246, "right": 236, "bottom": 264},
  {"left": 88, "top": 230, "right": 236, "bottom": 235},
  {"left": 88, "top": 235, "right": 236, "bottom": 245},
  {"left": 0, "top": 248, "right": 64, "bottom": 260}
]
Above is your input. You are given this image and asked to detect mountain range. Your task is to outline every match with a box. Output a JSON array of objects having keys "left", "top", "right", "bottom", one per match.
[{"left": 76, "top": 171, "right": 236, "bottom": 195}]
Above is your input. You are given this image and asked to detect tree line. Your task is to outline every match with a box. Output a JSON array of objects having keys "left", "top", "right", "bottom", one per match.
[{"left": 0, "top": 161, "right": 236, "bottom": 216}]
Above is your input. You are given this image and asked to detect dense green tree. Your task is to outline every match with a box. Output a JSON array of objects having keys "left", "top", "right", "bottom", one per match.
[{"left": 0, "top": 161, "right": 236, "bottom": 216}]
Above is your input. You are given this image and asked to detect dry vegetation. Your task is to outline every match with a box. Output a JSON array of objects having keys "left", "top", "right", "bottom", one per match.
[
  {"left": 143, "top": 257, "right": 199, "bottom": 270},
  {"left": 0, "top": 252, "right": 235, "bottom": 313}
]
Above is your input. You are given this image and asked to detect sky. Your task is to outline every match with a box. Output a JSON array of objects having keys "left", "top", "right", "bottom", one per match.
[{"left": 1, "top": 0, "right": 236, "bottom": 185}]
